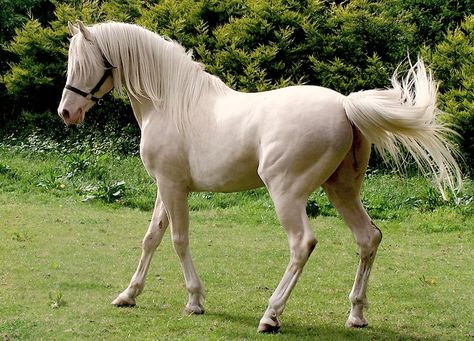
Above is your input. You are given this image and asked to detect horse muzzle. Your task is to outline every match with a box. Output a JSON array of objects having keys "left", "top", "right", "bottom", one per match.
[{"left": 59, "top": 107, "right": 84, "bottom": 126}]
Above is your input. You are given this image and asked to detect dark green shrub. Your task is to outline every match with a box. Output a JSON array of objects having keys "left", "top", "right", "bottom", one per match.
[
  {"left": 0, "top": 0, "right": 472, "bottom": 169},
  {"left": 422, "top": 15, "right": 474, "bottom": 173}
]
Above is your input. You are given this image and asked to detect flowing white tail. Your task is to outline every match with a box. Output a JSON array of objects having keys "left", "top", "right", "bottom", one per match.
[{"left": 342, "top": 59, "right": 462, "bottom": 198}]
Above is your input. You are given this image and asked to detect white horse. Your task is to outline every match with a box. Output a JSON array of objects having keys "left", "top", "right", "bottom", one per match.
[{"left": 58, "top": 21, "right": 461, "bottom": 333}]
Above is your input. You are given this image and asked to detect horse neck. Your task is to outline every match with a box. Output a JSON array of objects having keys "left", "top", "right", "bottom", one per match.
[
  {"left": 124, "top": 56, "right": 230, "bottom": 131},
  {"left": 128, "top": 93, "right": 151, "bottom": 130},
  {"left": 95, "top": 23, "right": 231, "bottom": 129}
]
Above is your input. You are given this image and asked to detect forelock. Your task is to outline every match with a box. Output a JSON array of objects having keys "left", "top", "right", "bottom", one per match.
[{"left": 67, "top": 33, "right": 102, "bottom": 82}]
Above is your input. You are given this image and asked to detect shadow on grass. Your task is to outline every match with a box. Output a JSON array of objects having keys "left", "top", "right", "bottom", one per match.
[{"left": 207, "top": 310, "right": 441, "bottom": 340}]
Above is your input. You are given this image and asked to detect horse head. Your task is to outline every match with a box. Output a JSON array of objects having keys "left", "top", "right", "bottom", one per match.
[{"left": 57, "top": 21, "right": 114, "bottom": 125}]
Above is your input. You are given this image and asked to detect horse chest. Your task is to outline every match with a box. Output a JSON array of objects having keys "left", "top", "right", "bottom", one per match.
[{"left": 139, "top": 131, "right": 191, "bottom": 184}]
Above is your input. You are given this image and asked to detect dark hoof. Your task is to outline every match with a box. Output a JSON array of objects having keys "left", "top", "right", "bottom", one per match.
[
  {"left": 258, "top": 323, "right": 280, "bottom": 333},
  {"left": 347, "top": 322, "right": 368, "bottom": 328},
  {"left": 184, "top": 305, "right": 205, "bottom": 315},
  {"left": 111, "top": 295, "right": 136, "bottom": 307},
  {"left": 114, "top": 302, "right": 136, "bottom": 308},
  {"left": 345, "top": 317, "right": 369, "bottom": 328}
]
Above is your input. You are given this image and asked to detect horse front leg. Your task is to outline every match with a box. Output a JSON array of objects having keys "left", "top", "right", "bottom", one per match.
[
  {"left": 112, "top": 192, "right": 169, "bottom": 306},
  {"left": 160, "top": 184, "right": 205, "bottom": 314}
]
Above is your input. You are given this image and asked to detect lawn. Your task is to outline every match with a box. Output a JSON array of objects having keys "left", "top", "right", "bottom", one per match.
[
  {"left": 0, "top": 145, "right": 473, "bottom": 340},
  {"left": 0, "top": 195, "right": 473, "bottom": 340}
]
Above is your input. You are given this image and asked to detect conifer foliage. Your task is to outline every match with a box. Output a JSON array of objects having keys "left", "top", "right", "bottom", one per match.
[{"left": 0, "top": 0, "right": 472, "bottom": 170}]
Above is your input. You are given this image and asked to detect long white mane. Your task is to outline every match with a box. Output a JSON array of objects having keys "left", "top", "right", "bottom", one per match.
[{"left": 71, "top": 22, "right": 230, "bottom": 126}]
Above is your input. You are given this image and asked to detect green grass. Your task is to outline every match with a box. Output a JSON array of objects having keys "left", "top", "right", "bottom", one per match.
[
  {"left": 1, "top": 144, "right": 472, "bottom": 219},
  {"left": 0, "top": 144, "right": 473, "bottom": 340},
  {"left": 0, "top": 192, "right": 472, "bottom": 340}
]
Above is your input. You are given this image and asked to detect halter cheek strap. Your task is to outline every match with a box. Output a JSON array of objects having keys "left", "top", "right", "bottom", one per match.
[{"left": 65, "top": 58, "right": 115, "bottom": 104}]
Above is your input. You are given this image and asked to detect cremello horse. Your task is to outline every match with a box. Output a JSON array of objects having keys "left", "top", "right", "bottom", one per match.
[{"left": 58, "top": 21, "right": 461, "bottom": 333}]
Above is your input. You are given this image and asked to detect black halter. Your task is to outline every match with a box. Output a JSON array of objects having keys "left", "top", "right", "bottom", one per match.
[{"left": 65, "top": 58, "right": 114, "bottom": 105}]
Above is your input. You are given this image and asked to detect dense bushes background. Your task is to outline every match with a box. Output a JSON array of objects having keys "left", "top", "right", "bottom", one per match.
[{"left": 0, "top": 0, "right": 472, "bottom": 172}]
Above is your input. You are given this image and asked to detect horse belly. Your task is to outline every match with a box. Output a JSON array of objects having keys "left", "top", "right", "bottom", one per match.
[{"left": 188, "top": 150, "right": 264, "bottom": 192}]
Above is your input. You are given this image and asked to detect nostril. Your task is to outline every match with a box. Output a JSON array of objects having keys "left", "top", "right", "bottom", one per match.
[{"left": 62, "top": 109, "right": 70, "bottom": 119}]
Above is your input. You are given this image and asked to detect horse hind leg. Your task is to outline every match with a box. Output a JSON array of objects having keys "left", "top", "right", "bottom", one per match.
[
  {"left": 258, "top": 191, "right": 317, "bottom": 333},
  {"left": 322, "top": 130, "right": 382, "bottom": 328},
  {"left": 257, "top": 149, "right": 351, "bottom": 332}
]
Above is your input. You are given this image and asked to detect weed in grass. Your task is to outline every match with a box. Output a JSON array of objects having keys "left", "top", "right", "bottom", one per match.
[
  {"left": 419, "top": 275, "right": 437, "bottom": 286},
  {"left": 424, "top": 187, "right": 444, "bottom": 211},
  {"left": 48, "top": 290, "right": 66, "bottom": 309},
  {"left": 404, "top": 195, "right": 423, "bottom": 208},
  {"left": 0, "top": 163, "right": 11, "bottom": 174},
  {"left": 63, "top": 151, "right": 94, "bottom": 178},
  {"left": 81, "top": 179, "right": 127, "bottom": 203},
  {"left": 1, "top": 136, "right": 470, "bottom": 207},
  {"left": 36, "top": 167, "right": 64, "bottom": 190},
  {"left": 22, "top": 132, "right": 60, "bottom": 154},
  {"left": 0, "top": 163, "right": 18, "bottom": 181},
  {"left": 1, "top": 138, "right": 473, "bottom": 220},
  {"left": 11, "top": 231, "right": 31, "bottom": 242},
  {"left": 49, "top": 262, "right": 61, "bottom": 270}
]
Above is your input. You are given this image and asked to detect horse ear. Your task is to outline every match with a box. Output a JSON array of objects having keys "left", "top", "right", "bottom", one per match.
[
  {"left": 77, "top": 20, "right": 93, "bottom": 41},
  {"left": 68, "top": 21, "right": 79, "bottom": 36}
]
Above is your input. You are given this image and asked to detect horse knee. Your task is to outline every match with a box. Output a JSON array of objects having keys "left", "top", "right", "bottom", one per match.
[
  {"left": 142, "top": 231, "right": 158, "bottom": 250},
  {"left": 141, "top": 215, "right": 167, "bottom": 251}
]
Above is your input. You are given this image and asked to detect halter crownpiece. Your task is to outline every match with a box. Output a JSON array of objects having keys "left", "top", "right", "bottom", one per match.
[{"left": 64, "top": 56, "right": 115, "bottom": 104}]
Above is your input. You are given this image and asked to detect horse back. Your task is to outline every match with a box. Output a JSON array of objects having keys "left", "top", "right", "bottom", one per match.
[{"left": 184, "top": 86, "right": 352, "bottom": 192}]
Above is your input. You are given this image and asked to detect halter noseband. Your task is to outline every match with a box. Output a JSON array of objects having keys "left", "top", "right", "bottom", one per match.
[{"left": 65, "top": 58, "right": 115, "bottom": 105}]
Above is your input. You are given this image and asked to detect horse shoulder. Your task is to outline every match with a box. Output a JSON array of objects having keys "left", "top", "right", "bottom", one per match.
[{"left": 140, "top": 119, "right": 191, "bottom": 185}]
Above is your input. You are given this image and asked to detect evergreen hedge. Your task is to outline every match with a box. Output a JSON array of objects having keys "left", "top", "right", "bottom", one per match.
[{"left": 0, "top": 0, "right": 472, "bottom": 171}]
